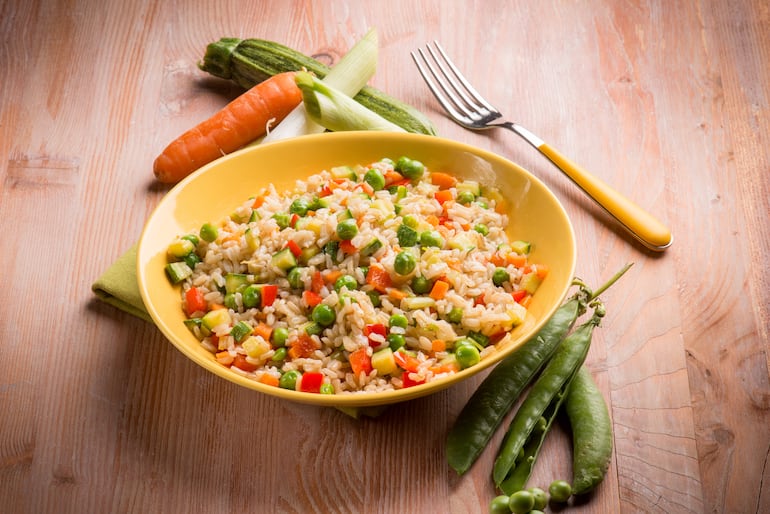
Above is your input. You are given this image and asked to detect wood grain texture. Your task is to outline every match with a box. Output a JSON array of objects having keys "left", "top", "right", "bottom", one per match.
[{"left": 1, "top": 0, "right": 768, "bottom": 512}]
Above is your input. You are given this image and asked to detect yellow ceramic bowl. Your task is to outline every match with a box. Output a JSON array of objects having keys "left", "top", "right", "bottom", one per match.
[{"left": 137, "top": 131, "right": 576, "bottom": 408}]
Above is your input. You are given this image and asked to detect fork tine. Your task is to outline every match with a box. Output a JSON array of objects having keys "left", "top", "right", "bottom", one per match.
[
  {"left": 429, "top": 41, "right": 497, "bottom": 113},
  {"left": 411, "top": 48, "right": 473, "bottom": 123}
]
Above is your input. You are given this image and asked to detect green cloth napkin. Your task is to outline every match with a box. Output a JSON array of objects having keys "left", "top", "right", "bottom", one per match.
[
  {"left": 91, "top": 245, "right": 386, "bottom": 419},
  {"left": 91, "top": 244, "right": 152, "bottom": 322}
]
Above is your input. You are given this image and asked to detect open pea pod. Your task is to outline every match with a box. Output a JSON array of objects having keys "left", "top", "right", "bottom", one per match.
[{"left": 492, "top": 309, "right": 603, "bottom": 492}]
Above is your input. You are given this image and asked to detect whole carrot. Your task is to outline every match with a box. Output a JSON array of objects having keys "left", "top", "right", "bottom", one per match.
[{"left": 153, "top": 71, "right": 302, "bottom": 184}]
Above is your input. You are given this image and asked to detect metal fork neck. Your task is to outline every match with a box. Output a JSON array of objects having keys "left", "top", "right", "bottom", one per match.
[{"left": 500, "top": 122, "right": 545, "bottom": 148}]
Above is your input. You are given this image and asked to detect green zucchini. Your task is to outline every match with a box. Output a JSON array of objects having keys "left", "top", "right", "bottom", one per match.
[{"left": 199, "top": 37, "right": 437, "bottom": 136}]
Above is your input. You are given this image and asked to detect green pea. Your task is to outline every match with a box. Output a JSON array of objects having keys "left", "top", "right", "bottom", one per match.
[
  {"left": 395, "top": 156, "right": 425, "bottom": 180},
  {"left": 473, "top": 223, "right": 489, "bottom": 236},
  {"left": 456, "top": 344, "right": 480, "bottom": 369},
  {"left": 199, "top": 223, "right": 218, "bottom": 242},
  {"left": 242, "top": 285, "right": 261, "bottom": 308},
  {"left": 388, "top": 314, "right": 409, "bottom": 329},
  {"left": 548, "top": 480, "right": 572, "bottom": 503},
  {"left": 224, "top": 293, "right": 238, "bottom": 310},
  {"left": 287, "top": 267, "right": 305, "bottom": 289},
  {"left": 394, "top": 251, "right": 417, "bottom": 275},
  {"left": 272, "top": 347, "right": 287, "bottom": 362},
  {"left": 334, "top": 274, "right": 358, "bottom": 292},
  {"left": 446, "top": 307, "right": 463, "bottom": 324},
  {"left": 278, "top": 370, "right": 301, "bottom": 390},
  {"left": 289, "top": 197, "right": 310, "bottom": 216},
  {"left": 311, "top": 304, "right": 336, "bottom": 327},
  {"left": 488, "top": 495, "right": 510, "bottom": 514},
  {"left": 527, "top": 487, "right": 548, "bottom": 510},
  {"left": 336, "top": 218, "right": 358, "bottom": 240},
  {"left": 508, "top": 490, "right": 535, "bottom": 514},
  {"left": 411, "top": 275, "right": 432, "bottom": 294},
  {"left": 181, "top": 234, "right": 200, "bottom": 246},
  {"left": 320, "top": 383, "right": 335, "bottom": 394},
  {"left": 363, "top": 168, "right": 386, "bottom": 191},
  {"left": 387, "top": 333, "right": 406, "bottom": 352},
  {"left": 420, "top": 230, "right": 444, "bottom": 248},
  {"left": 271, "top": 327, "right": 289, "bottom": 347},
  {"left": 457, "top": 190, "right": 475, "bottom": 205},
  {"left": 493, "top": 267, "right": 510, "bottom": 287},
  {"left": 401, "top": 214, "right": 418, "bottom": 228}
]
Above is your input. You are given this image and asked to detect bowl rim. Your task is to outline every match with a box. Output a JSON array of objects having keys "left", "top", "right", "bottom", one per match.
[{"left": 137, "top": 131, "right": 577, "bottom": 407}]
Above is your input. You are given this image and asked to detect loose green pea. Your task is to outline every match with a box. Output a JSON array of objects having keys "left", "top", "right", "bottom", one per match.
[
  {"left": 401, "top": 214, "right": 419, "bottom": 228},
  {"left": 508, "top": 490, "right": 535, "bottom": 514},
  {"left": 272, "top": 212, "right": 290, "bottom": 229},
  {"left": 488, "top": 495, "right": 510, "bottom": 514},
  {"left": 411, "top": 275, "right": 432, "bottom": 294},
  {"left": 181, "top": 234, "right": 200, "bottom": 246},
  {"left": 456, "top": 344, "right": 480, "bottom": 369},
  {"left": 388, "top": 314, "right": 409, "bottom": 329},
  {"left": 395, "top": 156, "right": 425, "bottom": 180},
  {"left": 336, "top": 218, "right": 358, "bottom": 240},
  {"left": 242, "top": 285, "right": 261, "bottom": 308},
  {"left": 549, "top": 480, "right": 572, "bottom": 503},
  {"left": 364, "top": 168, "right": 386, "bottom": 191},
  {"left": 311, "top": 304, "right": 336, "bottom": 327},
  {"left": 420, "top": 230, "right": 444, "bottom": 248},
  {"left": 271, "top": 327, "right": 289, "bottom": 347},
  {"left": 528, "top": 487, "right": 548, "bottom": 510},
  {"left": 473, "top": 223, "right": 489, "bottom": 236},
  {"left": 272, "top": 347, "right": 287, "bottom": 362},
  {"left": 320, "top": 383, "right": 335, "bottom": 394},
  {"left": 290, "top": 197, "right": 310, "bottom": 216},
  {"left": 334, "top": 274, "right": 358, "bottom": 292},
  {"left": 224, "top": 293, "right": 238, "bottom": 310},
  {"left": 287, "top": 267, "right": 305, "bottom": 289},
  {"left": 446, "top": 307, "right": 463, "bottom": 324},
  {"left": 199, "top": 223, "right": 218, "bottom": 242},
  {"left": 493, "top": 267, "right": 510, "bottom": 286},
  {"left": 394, "top": 251, "right": 416, "bottom": 275},
  {"left": 457, "top": 190, "right": 476, "bottom": 205},
  {"left": 387, "top": 333, "right": 406, "bottom": 351},
  {"left": 278, "top": 370, "right": 301, "bottom": 390}
]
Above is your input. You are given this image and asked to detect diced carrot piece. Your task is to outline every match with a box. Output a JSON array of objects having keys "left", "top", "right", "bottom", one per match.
[
  {"left": 349, "top": 348, "right": 372, "bottom": 376},
  {"left": 384, "top": 170, "right": 405, "bottom": 185},
  {"left": 253, "top": 322, "right": 273, "bottom": 341},
  {"left": 216, "top": 351, "right": 234, "bottom": 366},
  {"left": 506, "top": 253, "right": 528, "bottom": 267},
  {"left": 324, "top": 270, "right": 344, "bottom": 284},
  {"left": 534, "top": 263, "right": 549, "bottom": 279},
  {"left": 426, "top": 214, "right": 440, "bottom": 226},
  {"left": 233, "top": 354, "right": 258, "bottom": 372},
  {"left": 386, "top": 288, "right": 408, "bottom": 301},
  {"left": 394, "top": 350, "right": 420, "bottom": 373},
  {"left": 511, "top": 290, "right": 528, "bottom": 303},
  {"left": 429, "top": 280, "right": 450, "bottom": 300},
  {"left": 252, "top": 196, "right": 265, "bottom": 208},
  {"left": 431, "top": 339, "right": 446, "bottom": 353},
  {"left": 258, "top": 373, "right": 280, "bottom": 387},
  {"left": 340, "top": 240, "right": 357, "bottom": 255},
  {"left": 430, "top": 172, "right": 457, "bottom": 190},
  {"left": 433, "top": 190, "right": 454, "bottom": 205}
]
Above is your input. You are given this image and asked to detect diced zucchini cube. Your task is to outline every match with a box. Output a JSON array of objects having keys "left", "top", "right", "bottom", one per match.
[
  {"left": 510, "top": 240, "right": 531, "bottom": 254},
  {"left": 521, "top": 273, "right": 542, "bottom": 294},
  {"left": 201, "top": 309, "right": 231, "bottom": 330},
  {"left": 225, "top": 273, "right": 250, "bottom": 294},
  {"left": 371, "top": 347, "right": 397, "bottom": 375},
  {"left": 165, "top": 262, "right": 193, "bottom": 284}
]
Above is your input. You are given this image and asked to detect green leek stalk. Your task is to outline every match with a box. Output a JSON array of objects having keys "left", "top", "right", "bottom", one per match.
[
  {"left": 263, "top": 28, "right": 378, "bottom": 142},
  {"left": 295, "top": 72, "right": 406, "bottom": 133}
]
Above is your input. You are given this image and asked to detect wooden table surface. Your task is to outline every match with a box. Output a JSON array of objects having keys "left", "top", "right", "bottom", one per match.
[{"left": 1, "top": 1, "right": 768, "bottom": 512}]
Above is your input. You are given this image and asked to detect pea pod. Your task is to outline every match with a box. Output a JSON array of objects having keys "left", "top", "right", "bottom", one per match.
[
  {"left": 444, "top": 264, "right": 631, "bottom": 476},
  {"left": 445, "top": 291, "right": 585, "bottom": 475},
  {"left": 493, "top": 306, "right": 604, "bottom": 491},
  {"left": 566, "top": 365, "right": 613, "bottom": 495}
]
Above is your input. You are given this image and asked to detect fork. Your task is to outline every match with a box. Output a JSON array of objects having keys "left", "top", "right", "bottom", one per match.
[{"left": 412, "top": 42, "right": 672, "bottom": 251}]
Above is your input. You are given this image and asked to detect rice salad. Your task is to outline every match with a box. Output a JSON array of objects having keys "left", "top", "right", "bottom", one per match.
[{"left": 164, "top": 156, "right": 548, "bottom": 394}]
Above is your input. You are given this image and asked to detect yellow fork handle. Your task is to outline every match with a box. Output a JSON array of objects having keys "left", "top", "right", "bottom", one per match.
[{"left": 538, "top": 143, "right": 673, "bottom": 251}]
